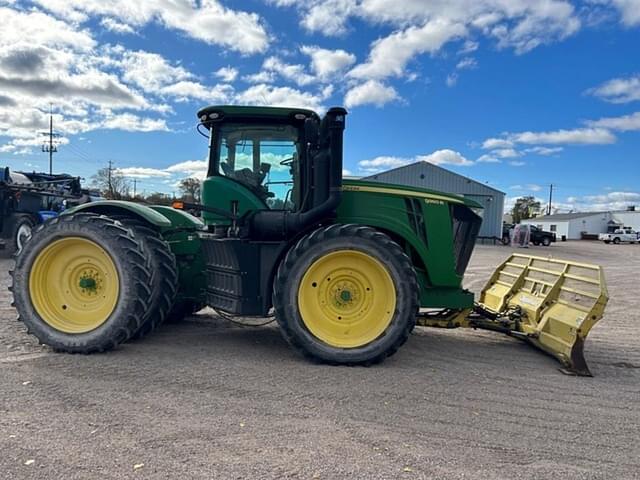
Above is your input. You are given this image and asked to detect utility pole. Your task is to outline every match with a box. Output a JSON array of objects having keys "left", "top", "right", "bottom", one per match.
[
  {"left": 107, "top": 160, "right": 114, "bottom": 198},
  {"left": 41, "top": 105, "right": 59, "bottom": 175},
  {"left": 133, "top": 179, "right": 138, "bottom": 198},
  {"left": 547, "top": 184, "right": 554, "bottom": 215}
]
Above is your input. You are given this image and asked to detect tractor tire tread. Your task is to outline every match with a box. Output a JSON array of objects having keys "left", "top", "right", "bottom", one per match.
[
  {"left": 111, "top": 217, "right": 178, "bottom": 340},
  {"left": 10, "top": 213, "right": 153, "bottom": 353},
  {"left": 273, "top": 223, "right": 419, "bottom": 366}
]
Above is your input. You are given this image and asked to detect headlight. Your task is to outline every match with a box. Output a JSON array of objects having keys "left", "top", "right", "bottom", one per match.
[{"left": 470, "top": 207, "right": 484, "bottom": 219}]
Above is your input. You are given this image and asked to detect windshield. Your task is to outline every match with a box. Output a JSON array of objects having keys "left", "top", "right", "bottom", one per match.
[{"left": 215, "top": 123, "right": 300, "bottom": 209}]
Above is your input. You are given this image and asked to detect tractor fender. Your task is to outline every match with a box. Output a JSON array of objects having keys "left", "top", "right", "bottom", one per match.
[
  {"left": 64, "top": 200, "right": 173, "bottom": 228},
  {"left": 148, "top": 205, "right": 204, "bottom": 229}
]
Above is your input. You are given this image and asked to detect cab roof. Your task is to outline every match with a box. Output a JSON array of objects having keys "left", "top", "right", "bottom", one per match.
[{"left": 197, "top": 105, "right": 320, "bottom": 123}]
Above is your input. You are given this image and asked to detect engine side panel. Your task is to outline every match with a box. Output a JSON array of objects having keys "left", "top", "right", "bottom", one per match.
[{"left": 336, "top": 183, "right": 478, "bottom": 309}]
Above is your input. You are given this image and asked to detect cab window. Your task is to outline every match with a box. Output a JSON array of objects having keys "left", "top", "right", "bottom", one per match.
[{"left": 217, "top": 124, "right": 299, "bottom": 210}]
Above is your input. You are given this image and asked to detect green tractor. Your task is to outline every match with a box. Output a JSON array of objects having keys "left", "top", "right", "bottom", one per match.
[{"left": 10, "top": 106, "right": 608, "bottom": 374}]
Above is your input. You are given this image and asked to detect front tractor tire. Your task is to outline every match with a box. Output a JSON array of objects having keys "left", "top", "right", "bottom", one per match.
[
  {"left": 273, "top": 224, "right": 419, "bottom": 365},
  {"left": 10, "top": 213, "right": 153, "bottom": 353}
]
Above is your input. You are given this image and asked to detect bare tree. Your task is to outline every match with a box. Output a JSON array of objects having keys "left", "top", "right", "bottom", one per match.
[
  {"left": 178, "top": 177, "right": 201, "bottom": 202},
  {"left": 91, "top": 167, "right": 131, "bottom": 200}
]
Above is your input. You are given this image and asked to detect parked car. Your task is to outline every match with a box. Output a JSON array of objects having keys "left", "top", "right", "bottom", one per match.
[
  {"left": 502, "top": 223, "right": 556, "bottom": 246},
  {"left": 598, "top": 229, "right": 639, "bottom": 244},
  {"left": 529, "top": 225, "right": 556, "bottom": 246}
]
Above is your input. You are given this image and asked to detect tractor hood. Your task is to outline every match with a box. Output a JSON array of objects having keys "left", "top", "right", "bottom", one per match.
[{"left": 341, "top": 179, "right": 483, "bottom": 210}]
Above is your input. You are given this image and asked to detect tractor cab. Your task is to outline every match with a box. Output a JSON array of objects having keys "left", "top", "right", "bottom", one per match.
[{"left": 197, "top": 106, "right": 345, "bottom": 240}]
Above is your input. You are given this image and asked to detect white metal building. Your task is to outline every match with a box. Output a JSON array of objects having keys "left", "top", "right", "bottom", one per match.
[
  {"left": 363, "top": 161, "right": 505, "bottom": 240},
  {"left": 521, "top": 209, "right": 640, "bottom": 240}
]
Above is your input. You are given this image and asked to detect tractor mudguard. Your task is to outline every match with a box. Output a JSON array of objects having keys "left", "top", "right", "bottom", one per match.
[
  {"left": 65, "top": 201, "right": 206, "bottom": 308},
  {"left": 418, "top": 254, "right": 608, "bottom": 376},
  {"left": 64, "top": 200, "right": 173, "bottom": 228}
]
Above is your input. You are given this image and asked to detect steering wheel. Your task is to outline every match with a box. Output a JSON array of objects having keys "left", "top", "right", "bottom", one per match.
[
  {"left": 220, "top": 162, "right": 234, "bottom": 176},
  {"left": 279, "top": 157, "right": 294, "bottom": 167}
]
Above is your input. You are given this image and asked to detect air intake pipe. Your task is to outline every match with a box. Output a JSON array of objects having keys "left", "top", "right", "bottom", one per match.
[{"left": 250, "top": 107, "right": 347, "bottom": 239}]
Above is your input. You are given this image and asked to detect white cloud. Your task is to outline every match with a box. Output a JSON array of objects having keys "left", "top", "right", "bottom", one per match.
[
  {"left": 564, "top": 191, "right": 640, "bottom": 212},
  {"left": 482, "top": 138, "right": 514, "bottom": 149},
  {"left": 509, "top": 160, "right": 526, "bottom": 166},
  {"left": 349, "top": 20, "right": 466, "bottom": 80},
  {"left": 31, "top": 0, "right": 270, "bottom": 54},
  {"left": 358, "top": 149, "right": 472, "bottom": 173},
  {"left": 358, "top": 156, "right": 412, "bottom": 173},
  {"left": 344, "top": 80, "right": 399, "bottom": 108},
  {"left": 0, "top": 7, "right": 95, "bottom": 51},
  {"left": 609, "top": 0, "right": 640, "bottom": 26},
  {"left": 456, "top": 57, "right": 477, "bottom": 69},
  {"left": 116, "top": 167, "right": 171, "bottom": 178},
  {"left": 483, "top": 127, "right": 616, "bottom": 151},
  {"left": 420, "top": 149, "right": 473, "bottom": 166},
  {"left": 587, "top": 111, "right": 640, "bottom": 131},
  {"left": 301, "top": 45, "right": 356, "bottom": 80},
  {"left": 492, "top": 148, "right": 520, "bottom": 158},
  {"left": 236, "top": 84, "right": 330, "bottom": 111},
  {"left": 100, "top": 113, "right": 168, "bottom": 132},
  {"left": 524, "top": 146, "right": 563, "bottom": 155},
  {"left": 100, "top": 17, "right": 136, "bottom": 34},
  {"left": 160, "top": 81, "right": 233, "bottom": 103},
  {"left": 120, "top": 50, "right": 192, "bottom": 93},
  {"left": 587, "top": 74, "right": 640, "bottom": 103},
  {"left": 214, "top": 66, "right": 239, "bottom": 82},
  {"left": 509, "top": 127, "right": 616, "bottom": 145},
  {"left": 477, "top": 154, "right": 500, "bottom": 163},
  {"left": 288, "top": 0, "right": 357, "bottom": 36},
  {"left": 446, "top": 73, "right": 458, "bottom": 87},
  {"left": 510, "top": 184, "right": 542, "bottom": 191},
  {"left": 242, "top": 71, "right": 276, "bottom": 84},
  {"left": 278, "top": 0, "right": 582, "bottom": 84},
  {"left": 261, "top": 57, "right": 316, "bottom": 86},
  {"left": 165, "top": 160, "right": 208, "bottom": 174},
  {"left": 458, "top": 40, "right": 479, "bottom": 54}
]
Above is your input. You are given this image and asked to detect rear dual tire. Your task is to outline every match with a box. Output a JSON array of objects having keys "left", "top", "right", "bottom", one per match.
[
  {"left": 273, "top": 224, "right": 419, "bottom": 365},
  {"left": 111, "top": 217, "right": 178, "bottom": 339},
  {"left": 11, "top": 213, "right": 154, "bottom": 353}
]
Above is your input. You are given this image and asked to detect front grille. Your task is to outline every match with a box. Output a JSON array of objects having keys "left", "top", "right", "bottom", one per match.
[
  {"left": 450, "top": 204, "right": 481, "bottom": 275},
  {"left": 405, "top": 198, "right": 428, "bottom": 247}
]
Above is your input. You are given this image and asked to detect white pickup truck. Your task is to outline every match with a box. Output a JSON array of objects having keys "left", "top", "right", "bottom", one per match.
[{"left": 599, "top": 229, "right": 639, "bottom": 244}]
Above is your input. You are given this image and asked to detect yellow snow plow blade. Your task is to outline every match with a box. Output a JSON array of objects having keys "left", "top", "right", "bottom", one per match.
[
  {"left": 477, "top": 254, "right": 608, "bottom": 376},
  {"left": 417, "top": 254, "right": 608, "bottom": 376}
]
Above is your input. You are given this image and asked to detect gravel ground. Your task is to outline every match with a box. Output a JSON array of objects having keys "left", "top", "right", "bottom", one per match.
[{"left": 1, "top": 241, "right": 639, "bottom": 479}]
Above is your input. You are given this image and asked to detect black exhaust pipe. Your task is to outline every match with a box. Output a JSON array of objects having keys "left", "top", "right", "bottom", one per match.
[{"left": 251, "top": 107, "right": 347, "bottom": 239}]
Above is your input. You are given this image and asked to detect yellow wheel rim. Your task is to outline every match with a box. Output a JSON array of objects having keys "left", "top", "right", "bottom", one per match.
[
  {"left": 29, "top": 237, "right": 120, "bottom": 334},
  {"left": 297, "top": 250, "right": 396, "bottom": 348}
]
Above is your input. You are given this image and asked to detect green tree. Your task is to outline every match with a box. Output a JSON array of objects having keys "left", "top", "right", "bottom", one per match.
[{"left": 511, "top": 196, "right": 541, "bottom": 223}]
